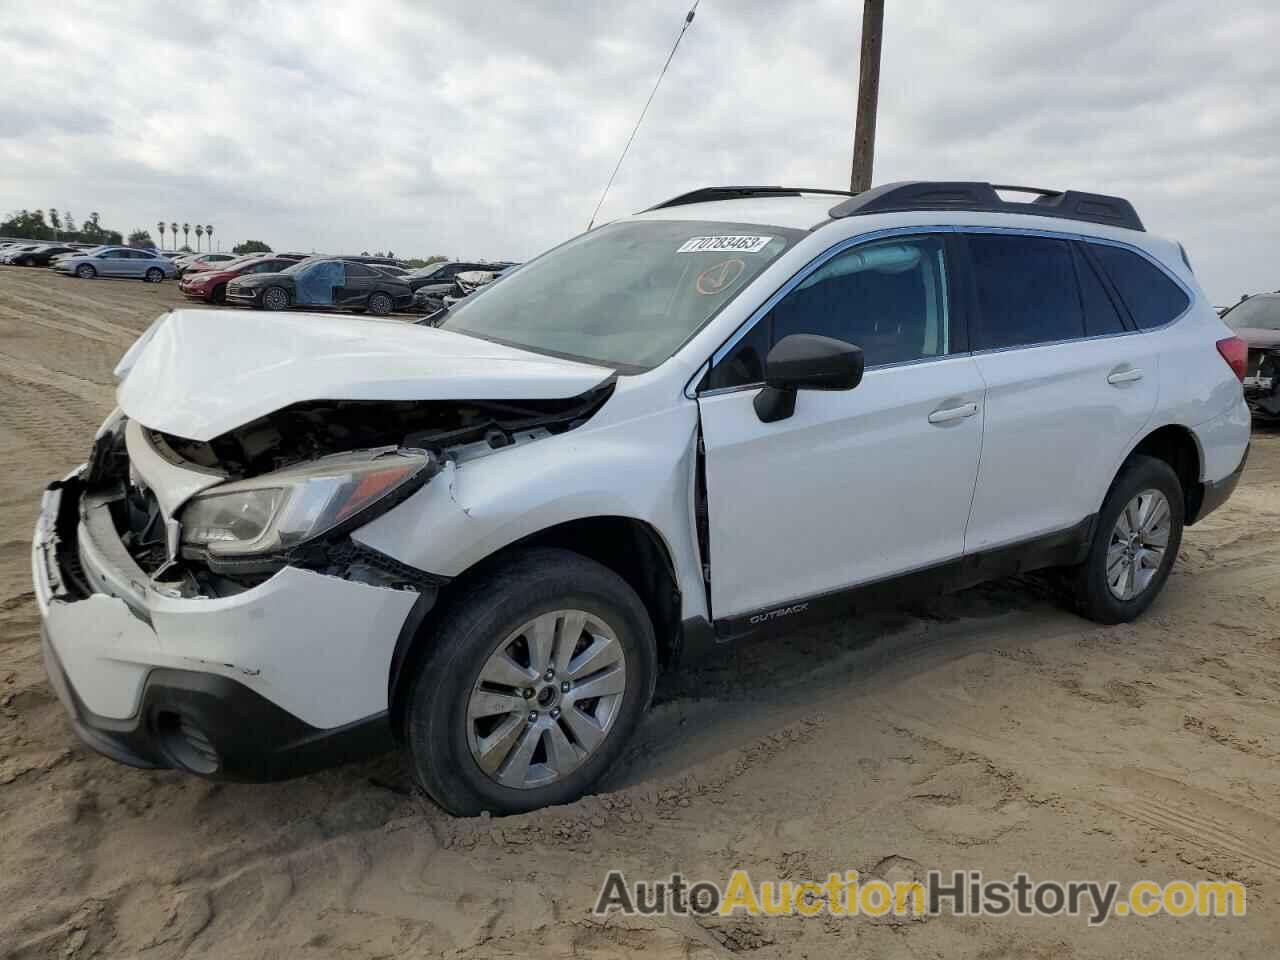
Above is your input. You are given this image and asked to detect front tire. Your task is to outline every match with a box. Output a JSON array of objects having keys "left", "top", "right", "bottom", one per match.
[
  {"left": 404, "top": 548, "right": 657, "bottom": 816},
  {"left": 1070, "top": 454, "right": 1183, "bottom": 624},
  {"left": 76, "top": 264, "right": 96, "bottom": 279},
  {"left": 262, "top": 286, "right": 289, "bottom": 311},
  {"left": 144, "top": 267, "right": 164, "bottom": 283},
  {"left": 367, "top": 291, "right": 393, "bottom": 316}
]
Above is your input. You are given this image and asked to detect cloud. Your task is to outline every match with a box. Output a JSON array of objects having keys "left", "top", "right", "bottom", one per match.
[{"left": 0, "top": 0, "right": 1275, "bottom": 299}]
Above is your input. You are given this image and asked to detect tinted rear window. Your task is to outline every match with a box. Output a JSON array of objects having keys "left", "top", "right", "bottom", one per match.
[
  {"left": 1089, "top": 245, "right": 1189, "bottom": 330},
  {"left": 969, "top": 235, "right": 1084, "bottom": 350}
]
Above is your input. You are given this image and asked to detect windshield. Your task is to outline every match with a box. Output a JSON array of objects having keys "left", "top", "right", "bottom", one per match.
[
  {"left": 1224, "top": 296, "right": 1280, "bottom": 331},
  {"left": 281, "top": 257, "right": 324, "bottom": 274},
  {"left": 438, "top": 220, "right": 801, "bottom": 368}
]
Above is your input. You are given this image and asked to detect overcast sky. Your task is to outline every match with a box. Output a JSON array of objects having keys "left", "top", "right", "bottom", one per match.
[{"left": 2, "top": 0, "right": 1275, "bottom": 301}]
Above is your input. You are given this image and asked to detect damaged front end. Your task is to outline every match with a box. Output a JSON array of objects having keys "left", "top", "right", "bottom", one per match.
[{"left": 85, "top": 383, "right": 614, "bottom": 597}]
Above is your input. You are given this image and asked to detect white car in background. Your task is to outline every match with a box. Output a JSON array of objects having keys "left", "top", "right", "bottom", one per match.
[{"left": 33, "top": 181, "right": 1249, "bottom": 815}]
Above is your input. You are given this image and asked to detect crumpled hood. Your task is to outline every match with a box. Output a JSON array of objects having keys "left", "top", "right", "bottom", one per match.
[{"left": 117, "top": 309, "right": 613, "bottom": 441}]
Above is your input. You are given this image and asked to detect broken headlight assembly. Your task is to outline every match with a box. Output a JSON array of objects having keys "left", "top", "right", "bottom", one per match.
[{"left": 179, "top": 448, "right": 435, "bottom": 568}]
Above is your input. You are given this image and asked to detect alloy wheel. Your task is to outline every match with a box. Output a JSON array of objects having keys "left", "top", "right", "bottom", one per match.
[
  {"left": 1106, "top": 489, "right": 1171, "bottom": 600},
  {"left": 466, "top": 609, "right": 627, "bottom": 789}
]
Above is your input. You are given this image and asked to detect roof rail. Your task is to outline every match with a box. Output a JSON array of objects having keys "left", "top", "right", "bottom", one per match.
[
  {"left": 827, "top": 181, "right": 1144, "bottom": 232},
  {"left": 645, "top": 185, "right": 859, "bottom": 212}
]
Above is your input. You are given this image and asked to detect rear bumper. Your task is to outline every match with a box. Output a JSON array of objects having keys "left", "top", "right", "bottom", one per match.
[
  {"left": 33, "top": 471, "right": 422, "bottom": 780},
  {"left": 1193, "top": 443, "right": 1248, "bottom": 524}
]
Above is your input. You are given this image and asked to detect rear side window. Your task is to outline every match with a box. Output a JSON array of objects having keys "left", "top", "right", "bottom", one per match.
[
  {"left": 969, "top": 235, "right": 1083, "bottom": 350},
  {"left": 1072, "top": 245, "right": 1126, "bottom": 336},
  {"left": 1089, "top": 244, "right": 1190, "bottom": 329},
  {"left": 344, "top": 262, "right": 376, "bottom": 278}
]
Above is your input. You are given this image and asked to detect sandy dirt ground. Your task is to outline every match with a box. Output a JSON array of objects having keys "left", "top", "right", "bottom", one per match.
[{"left": 1, "top": 266, "right": 1278, "bottom": 959}]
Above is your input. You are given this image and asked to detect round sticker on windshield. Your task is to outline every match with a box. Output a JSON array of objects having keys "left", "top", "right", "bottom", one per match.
[{"left": 696, "top": 258, "right": 745, "bottom": 295}]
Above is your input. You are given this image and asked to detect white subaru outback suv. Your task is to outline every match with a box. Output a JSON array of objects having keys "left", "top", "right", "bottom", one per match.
[{"left": 33, "top": 182, "right": 1250, "bottom": 815}]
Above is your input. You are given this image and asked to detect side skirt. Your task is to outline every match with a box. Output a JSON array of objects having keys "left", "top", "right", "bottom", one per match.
[{"left": 712, "top": 515, "right": 1096, "bottom": 643}]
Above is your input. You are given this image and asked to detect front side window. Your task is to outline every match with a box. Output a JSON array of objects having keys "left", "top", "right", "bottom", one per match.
[
  {"left": 704, "top": 235, "right": 952, "bottom": 390},
  {"left": 969, "top": 235, "right": 1084, "bottom": 350},
  {"left": 440, "top": 220, "right": 801, "bottom": 369},
  {"left": 1089, "top": 244, "right": 1190, "bottom": 330}
]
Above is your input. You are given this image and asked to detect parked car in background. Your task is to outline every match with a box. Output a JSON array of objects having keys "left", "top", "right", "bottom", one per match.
[
  {"left": 1, "top": 243, "right": 48, "bottom": 264},
  {"left": 53, "top": 246, "right": 177, "bottom": 282},
  {"left": 414, "top": 265, "right": 518, "bottom": 312},
  {"left": 1223, "top": 293, "right": 1280, "bottom": 418},
  {"left": 404, "top": 259, "right": 515, "bottom": 294},
  {"left": 179, "top": 255, "right": 311, "bottom": 303},
  {"left": 225, "top": 257, "right": 414, "bottom": 314},
  {"left": 175, "top": 252, "right": 237, "bottom": 278},
  {"left": 3, "top": 244, "right": 80, "bottom": 266}
]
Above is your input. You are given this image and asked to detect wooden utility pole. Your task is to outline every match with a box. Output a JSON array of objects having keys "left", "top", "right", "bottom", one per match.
[{"left": 850, "top": 0, "right": 884, "bottom": 194}]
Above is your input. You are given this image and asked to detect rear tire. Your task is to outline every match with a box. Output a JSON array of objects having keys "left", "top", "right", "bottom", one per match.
[
  {"left": 403, "top": 548, "right": 657, "bottom": 816},
  {"left": 368, "top": 291, "right": 393, "bottom": 316},
  {"left": 21, "top": 256, "right": 35, "bottom": 267},
  {"left": 262, "top": 286, "right": 289, "bottom": 311},
  {"left": 76, "top": 264, "right": 96, "bottom": 279},
  {"left": 1069, "top": 454, "right": 1183, "bottom": 624}
]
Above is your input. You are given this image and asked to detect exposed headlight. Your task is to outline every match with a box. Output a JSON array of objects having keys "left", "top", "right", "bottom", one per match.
[{"left": 180, "top": 448, "right": 435, "bottom": 560}]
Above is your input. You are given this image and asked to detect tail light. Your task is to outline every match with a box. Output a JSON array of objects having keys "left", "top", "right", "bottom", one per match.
[{"left": 1216, "top": 336, "right": 1247, "bottom": 382}]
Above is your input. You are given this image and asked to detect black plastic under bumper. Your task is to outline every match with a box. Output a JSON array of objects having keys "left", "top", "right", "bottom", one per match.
[
  {"left": 42, "top": 628, "right": 394, "bottom": 781},
  {"left": 1192, "top": 444, "right": 1249, "bottom": 525}
]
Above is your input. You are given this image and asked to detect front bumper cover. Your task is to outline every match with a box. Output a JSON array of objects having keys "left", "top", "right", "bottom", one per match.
[
  {"left": 34, "top": 471, "right": 427, "bottom": 781},
  {"left": 41, "top": 626, "right": 395, "bottom": 780}
]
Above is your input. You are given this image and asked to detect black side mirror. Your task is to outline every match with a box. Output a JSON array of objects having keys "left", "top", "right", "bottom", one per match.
[{"left": 754, "top": 334, "right": 864, "bottom": 423}]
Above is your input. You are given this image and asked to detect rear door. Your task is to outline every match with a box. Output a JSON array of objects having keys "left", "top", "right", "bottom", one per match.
[
  {"left": 961, "top": 232, "right": 1159, "bottom": 552},
  {"left": 97, "top": 249, "right": 128, "bottom": 276},
  {"left": 337, "top": 262, "right": 377, "bottom": 306},
  {"left": 123, "top": 250, "right": 152, "bottom": 277}
]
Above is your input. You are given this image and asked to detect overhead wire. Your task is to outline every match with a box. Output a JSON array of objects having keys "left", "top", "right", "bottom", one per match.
[{"left": 586, "top": 1, "right": 701, "bottom": 230}]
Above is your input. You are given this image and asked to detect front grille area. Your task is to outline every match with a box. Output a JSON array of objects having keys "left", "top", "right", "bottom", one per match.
[{"left": 116, "top": 482, "right": 168, "bottom": 574}]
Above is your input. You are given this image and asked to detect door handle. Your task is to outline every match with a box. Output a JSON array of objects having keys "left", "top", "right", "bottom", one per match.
[
  {"left": 1107, "top": 367, "right": 1144, "bottom": 385},
  {"left": 928, "top": 402, "right": 979, "bottom": 424}
]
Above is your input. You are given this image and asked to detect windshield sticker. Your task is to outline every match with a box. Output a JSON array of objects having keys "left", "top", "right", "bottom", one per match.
[
  {"left": 677, "top": 235, "right": 774, "bottom": 254},
  {"left": 696, "top": 258, "right": 746, "bottom": 295}
]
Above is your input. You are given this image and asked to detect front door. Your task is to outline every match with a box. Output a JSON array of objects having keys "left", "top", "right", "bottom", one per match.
[
  {"left": 296, "top": 260, "right": 344, "bottom": 306},
  {"left": 696, "top": 234, "right": 986, "bottom": 620}
]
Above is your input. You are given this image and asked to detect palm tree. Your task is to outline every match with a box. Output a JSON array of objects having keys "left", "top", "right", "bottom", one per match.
[
  {"left": 195, "top": 225, "right": 204, "bottom": 251},
  {"left": 182, "top": 222, "right": 190, "bottom": 250},
  {"left": 205, "top": 224, "right": 213, "bottom": 252},
  {"left": 170, "top": 222, "right": 179, "bottom": 249},
  {"left": 156, "top": 221, "right": 166, "bottom": 249}
]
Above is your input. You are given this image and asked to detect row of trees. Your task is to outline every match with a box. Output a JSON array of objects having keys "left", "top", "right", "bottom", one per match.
[
  {"left": 3, "top": 209, "right": 449, "bottom": 264},
  {"left": 155, "top": 222, "right": 216, "bottom": 252},
  {"left": 0, "top": 209, "right": 123, "bottom": 246}
]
